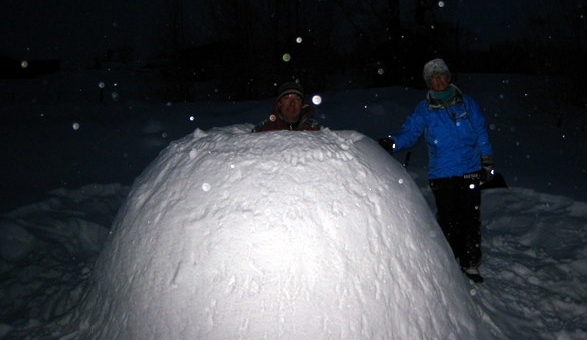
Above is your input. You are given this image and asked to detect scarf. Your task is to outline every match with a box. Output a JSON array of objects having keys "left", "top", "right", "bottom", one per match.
[{"left": 429, "top": 86, "right": 456, "bottom": 105}]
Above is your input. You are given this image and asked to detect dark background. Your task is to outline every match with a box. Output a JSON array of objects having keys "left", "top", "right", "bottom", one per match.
[{"left": 1, "top": 0, "right": 586, "bottom": 102}]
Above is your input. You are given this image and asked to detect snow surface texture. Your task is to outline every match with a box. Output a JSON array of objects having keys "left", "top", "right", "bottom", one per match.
[
  {"left": 2, "top": 71, "right": 586, "bottom": 339},
  {"left": 70, "top": 126, "right": 498, "bottom": 339}
]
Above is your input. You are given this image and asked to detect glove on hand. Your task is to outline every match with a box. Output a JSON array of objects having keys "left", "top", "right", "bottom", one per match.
[
  {"left": 378, "top": 136, "right": 395, "bottom": 153},
  {"left": 481, "top": 155, "right": 494, "bottom": 183}
]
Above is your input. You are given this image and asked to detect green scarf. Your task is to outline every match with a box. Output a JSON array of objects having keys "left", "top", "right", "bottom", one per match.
[{"left": 430, "top": 86, "right": 456, "bottom": 104}]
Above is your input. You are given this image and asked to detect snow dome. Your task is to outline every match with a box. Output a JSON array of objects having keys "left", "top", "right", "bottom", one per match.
[{"left": 70, "top": 125, "right": 498, "bottom": 339}]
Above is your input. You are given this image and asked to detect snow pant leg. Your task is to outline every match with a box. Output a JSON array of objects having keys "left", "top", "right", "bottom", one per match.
[
  {"left": 429, "top": 178, "right": 462, "bottom": 259},
  {"left": 457, "top": 175, "right": 482, "bottom": 268},
  {"left": 429, "top": 175, "right": 482, "bottom": 268}
]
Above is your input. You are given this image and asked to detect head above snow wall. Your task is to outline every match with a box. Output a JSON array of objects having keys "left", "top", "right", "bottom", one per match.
[{"left": 71, "top": 125, "right": 498, "bottom": 339}]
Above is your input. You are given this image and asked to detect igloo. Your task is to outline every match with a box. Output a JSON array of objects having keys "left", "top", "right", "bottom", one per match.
[{"left": 70, "top": 125, "right": 498, "bottom": 339}]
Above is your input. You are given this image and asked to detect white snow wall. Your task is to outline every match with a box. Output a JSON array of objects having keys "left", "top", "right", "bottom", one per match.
[{"left": 71, "top": 125, "right": 498, "bottom": 339}]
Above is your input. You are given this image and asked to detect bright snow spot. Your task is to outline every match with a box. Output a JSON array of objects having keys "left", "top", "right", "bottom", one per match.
[
  {"left": 312, "top": 95, "right": 322, "bottom": 105},
  {"left": 70, "top": 126, "right": 499, "bottom": 339}
]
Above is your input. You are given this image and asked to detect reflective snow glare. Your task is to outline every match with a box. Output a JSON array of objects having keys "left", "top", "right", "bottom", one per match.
[
  {"left": 69, "top": 127, "right": 500, "bottom": 339},
  {"left": 312, "top": 95, "right": 322, "bottom": 105},
  {"left": 0, "top": 71, "right": 586, "bottom": 340}
]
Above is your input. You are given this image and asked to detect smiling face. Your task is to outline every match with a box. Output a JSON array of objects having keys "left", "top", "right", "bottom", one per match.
[
  {"left": 430, "top": 73, "right": 451, "bottom": 92},
  {"left": 278, "top": 94, "right": 303, "bottom": 123}
]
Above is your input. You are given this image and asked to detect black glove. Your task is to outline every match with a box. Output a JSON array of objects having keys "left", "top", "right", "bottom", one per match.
[
  {"left": 480, "top": 155, "right": 494, "bottom": 183},
  {"left": 378, "top": 136, "right": 395, "bottom": 153}
]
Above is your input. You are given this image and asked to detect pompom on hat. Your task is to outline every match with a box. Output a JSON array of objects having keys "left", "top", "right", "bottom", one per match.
[
  {"left": 423, "top": 58, "right": 451, "bottom": 88},
  {"left": 277, "top": 81, "right": 304, "bottom": 100}
]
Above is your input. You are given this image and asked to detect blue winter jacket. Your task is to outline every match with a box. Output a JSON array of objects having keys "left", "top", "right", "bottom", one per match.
[{"left": 392, "top": 85, "right": 493, "bottom": 179}]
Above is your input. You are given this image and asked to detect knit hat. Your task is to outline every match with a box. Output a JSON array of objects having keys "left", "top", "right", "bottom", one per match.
[
  {"left": 423, "top": 58, "right": 451, "bottom": 88},
  {"left": 277, "top": 82, "right": 304, "bottom": 100}
]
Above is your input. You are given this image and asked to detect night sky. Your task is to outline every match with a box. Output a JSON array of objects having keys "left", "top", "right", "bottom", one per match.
[
  {"left": 2, "top": 0, "right": 585, "bottom": 66},
  {"left": 0, "top": 0, "right": 160, "bottom": 65}
]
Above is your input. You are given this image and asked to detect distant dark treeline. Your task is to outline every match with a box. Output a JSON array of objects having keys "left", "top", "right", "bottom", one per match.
[
  {"left": 148, "top": 37, "right": 586, "bottom": 102},
  {"left": 146, "top": 0, "right": 586, "bottom": 102}
]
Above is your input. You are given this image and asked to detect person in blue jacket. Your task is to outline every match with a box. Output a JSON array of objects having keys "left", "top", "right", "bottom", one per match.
[{"left": 378, "top": 59, "right": 494, "bottom": 282}]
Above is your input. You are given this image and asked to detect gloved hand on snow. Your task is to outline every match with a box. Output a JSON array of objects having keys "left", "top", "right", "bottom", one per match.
[
  {"left": 378, "top": 136, "right": 395, "bottom": 153},
  {"left": 481, "top": 155, "right": 494, "bottom": 183}
]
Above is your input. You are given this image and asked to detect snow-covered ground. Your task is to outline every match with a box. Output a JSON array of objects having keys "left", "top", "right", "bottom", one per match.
[{"left": 0, "top": 68, "right": 586, "bottom": 339}]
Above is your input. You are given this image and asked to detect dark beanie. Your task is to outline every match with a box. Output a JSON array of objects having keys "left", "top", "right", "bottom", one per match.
[{"left": 277, "top": 82, "right": 304, "bottom": 100}]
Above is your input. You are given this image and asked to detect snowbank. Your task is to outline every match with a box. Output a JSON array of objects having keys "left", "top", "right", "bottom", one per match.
[{"left": 69, "top": 125, "right": 499, "bottom": 339}]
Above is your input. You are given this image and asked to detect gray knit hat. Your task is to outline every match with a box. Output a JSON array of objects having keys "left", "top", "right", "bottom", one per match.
[
  {"left": 277, "top": 82, "right": 304, "bottom": 100},
  {"left": 423, "top": 58, "right": 451, "bottom": 87}
]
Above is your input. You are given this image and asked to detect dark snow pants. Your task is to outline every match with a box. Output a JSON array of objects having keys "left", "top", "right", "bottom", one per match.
[{"left": 429, "top": 171, "right": 482, "bottom": 269}]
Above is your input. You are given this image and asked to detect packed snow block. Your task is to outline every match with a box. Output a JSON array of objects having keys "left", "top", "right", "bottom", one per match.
[{"left": 71, "top": 125, "right": 499, "bottom": 339}]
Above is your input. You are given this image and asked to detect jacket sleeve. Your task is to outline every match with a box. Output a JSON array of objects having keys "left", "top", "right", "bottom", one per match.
[
  {"left": 392, "top": 101, "right": 427, "bottom": 151},
  {"left": 466, "top": 96, "right": 493, "bottom": 156}
]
